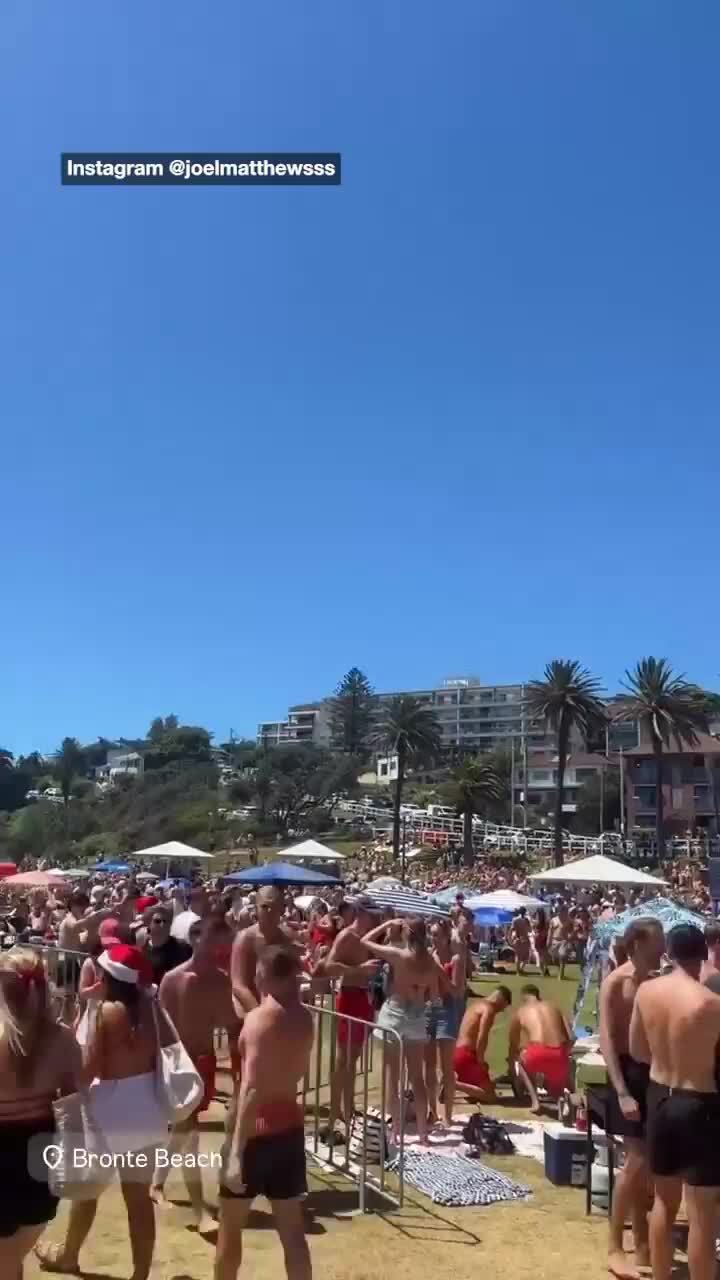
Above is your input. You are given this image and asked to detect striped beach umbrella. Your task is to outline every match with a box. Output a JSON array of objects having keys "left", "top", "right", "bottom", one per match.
[{"left": 365, "top": 886, "right": 450, "bottom": 919}]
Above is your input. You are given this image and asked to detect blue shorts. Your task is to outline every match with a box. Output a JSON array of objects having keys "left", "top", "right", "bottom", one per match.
[{"left": 425, "top": 997, "right": 462, "bottom": 1041}]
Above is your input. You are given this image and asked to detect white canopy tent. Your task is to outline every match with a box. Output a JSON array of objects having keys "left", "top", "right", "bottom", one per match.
[
  {"left": 132, "top": 840, "right": 214, "bottom": 878},
  {"left": 530, "top": 853, "right": 666, "bottom": 888},
  {"left": 281, "top": 840, "right": 346, "bottom": 863}
]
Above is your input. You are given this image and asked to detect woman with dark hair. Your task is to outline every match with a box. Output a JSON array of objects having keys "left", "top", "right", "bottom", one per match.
[
  {"left": 35, "top": 944, "right": 167, "bottom": 1280},
  {"left": 361, "top": 916, "right": 443, "bottom": 1145},
  {"left": 0, "top": 948, "right": 79, "bottom": 1279}
]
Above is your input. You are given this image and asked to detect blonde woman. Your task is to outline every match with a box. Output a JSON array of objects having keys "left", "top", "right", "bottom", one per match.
[{"left": 0, "top": 948, "right": 80, "bottom": 1279}]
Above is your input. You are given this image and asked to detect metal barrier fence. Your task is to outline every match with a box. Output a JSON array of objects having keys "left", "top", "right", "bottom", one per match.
[
  {"left": 25, "top": 944, "right": 86, "bottom": 1017},
  {"left": 303, "top": 999, "right": 405, "bottom": 1212}
]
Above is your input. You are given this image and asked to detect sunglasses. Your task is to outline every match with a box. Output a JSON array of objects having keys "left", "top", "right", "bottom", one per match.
[{"left": 150, "top": 917, "right": 167, "bottom": 925}]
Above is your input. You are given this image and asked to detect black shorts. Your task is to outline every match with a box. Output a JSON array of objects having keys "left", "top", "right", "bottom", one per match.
[
  {"left": 220, "top": 1128, "right": 306, "bottom": 1202},
  {"left": 0, "top": 1119, "right": 59, "bottom": 1238},
  {"left": 604, "top": 1054, "right": 649, "bottom": 1139},
  {"left": 647, "top": 1083, "right": 720, "bottom": 1187}
]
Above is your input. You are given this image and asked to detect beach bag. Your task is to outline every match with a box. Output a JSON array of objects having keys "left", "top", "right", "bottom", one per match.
[
  {"left": 49, "top": 1089, "right": 111, "bottom": 1201},
  {"left": 462, "top": 1113, "right": 515, "bottom": 1156},
  {"left": 347, "top": 1107, "right": 391, "bottom": 1163},
  {"left": 151, "top": 997, "right": 204, "bottom": 1124}
]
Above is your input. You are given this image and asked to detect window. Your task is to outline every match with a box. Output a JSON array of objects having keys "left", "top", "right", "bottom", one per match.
[
  {"left": 634, "top": 786, "right": 657, "bottom": 808},
  {"left": 576, "top": 768, "right": 597, "bottom": 781},
  {"left": 379, "top": 762, "right": 388, "bottom": 777},
  {"left": 694, "top": 784, "right": 710, "bottom": 803}
]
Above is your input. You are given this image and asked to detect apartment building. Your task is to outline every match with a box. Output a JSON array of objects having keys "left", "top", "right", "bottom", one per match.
[
  {"left": 624, "top": 731, "right": 720, "bottom": 834},
  {"left": 257, "top": 702, "right": 332, "bottom": 749}
]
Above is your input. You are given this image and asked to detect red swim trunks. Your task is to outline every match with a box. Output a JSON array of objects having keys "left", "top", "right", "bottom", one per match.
[
  {"left": 519, "top": 1043, "right": 570, "bottom": 1097},
  {"left": 336, "top": 988, "right": 374, "bottom": 1047},
  {"left": 453, "top": 1045, "right": 493, "bottom": 1093}
]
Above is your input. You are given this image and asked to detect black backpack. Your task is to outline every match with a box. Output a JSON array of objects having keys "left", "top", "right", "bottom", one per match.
[{"left": 462, "top": 1113, "right": 516, "bottom": 1156}]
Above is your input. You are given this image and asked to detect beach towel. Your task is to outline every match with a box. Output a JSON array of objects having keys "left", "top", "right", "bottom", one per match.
[{"left": 386, "top": 1150, "right": 530, "bottom": 1207}]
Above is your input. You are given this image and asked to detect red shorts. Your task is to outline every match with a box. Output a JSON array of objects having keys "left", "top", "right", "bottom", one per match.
[
  {"left": 519, "top": 1043, "right": 570, "bottom": 1097},
  {"left": 336, "top": 988, "right": 374, "bottom": 1046},
  {"left": 453, "top": 1044, "right": 493, "bottom": 1093},
  {"left": 193, "top": 1052, "right": 217, "bottom": 1115}
]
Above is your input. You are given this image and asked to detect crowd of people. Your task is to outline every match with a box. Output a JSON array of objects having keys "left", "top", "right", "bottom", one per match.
[{"left": 0, "top": 844, "right": 716, "bottom": 1280}]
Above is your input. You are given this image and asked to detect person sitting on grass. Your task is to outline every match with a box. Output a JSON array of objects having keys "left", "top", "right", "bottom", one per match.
[
  {"left": 507, "top": 984, "right": 572, "bottom": 1114},
  {"left": 452, "top": 987, "right": 512, "bottom": 1103}
]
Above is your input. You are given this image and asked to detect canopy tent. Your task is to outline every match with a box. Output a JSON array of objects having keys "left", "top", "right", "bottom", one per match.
[
  {"left": 223, "top": 862, "right": 340, "bottom": 888},
  {"left": 131, "top": 840, "right": 214, "bottom": 878},
  {"left": 92, "top": 860, "right": 132, "bottom": 874},
  {"left": 363, "top": 886, "right": 450, "bottom": 919},
  {"left": 135, "top": 871, "right": 159, "bottom": 882},
  {"left": 281, "top": 840, "right": 346, "bottom": 862},
  {"left": 463, "top": 889, "right": 545, "bottom": 912},
  {"left": 530, "top": 853, "right": 666, "bottom": 888},
  {"left": 571, "top": 895, "right": 707, "bottom": 1036}
]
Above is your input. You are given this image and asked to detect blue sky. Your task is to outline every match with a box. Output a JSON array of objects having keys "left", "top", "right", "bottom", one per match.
[{"left": 3, "top": 2, "right": 720, "bottom": 754}]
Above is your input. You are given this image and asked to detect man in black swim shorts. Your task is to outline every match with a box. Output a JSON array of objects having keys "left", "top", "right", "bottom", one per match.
[
  {"left": 630, "top": 924, "right": 720, "bottom": 1280},
  {"left": 599, "top": 917, "right": 664, "bottom": 1280}
]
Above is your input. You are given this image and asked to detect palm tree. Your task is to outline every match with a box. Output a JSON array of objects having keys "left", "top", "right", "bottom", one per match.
[
  {"left": 371, "top": 695, "right": 442, "bottom": 877},
  {"left": 526, "top": 660, "right": 606, "bottom": 867},
  {"left": 615, "top": 658, "right": 714, "bottom": 859},
  {"left": 445, "top": 760, "right": 504, "bottom": 867}
]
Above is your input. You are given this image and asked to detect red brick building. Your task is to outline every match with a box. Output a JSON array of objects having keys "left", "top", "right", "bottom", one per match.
[{"left": 624, "top": 732, "right": 720, "bottom": 835}]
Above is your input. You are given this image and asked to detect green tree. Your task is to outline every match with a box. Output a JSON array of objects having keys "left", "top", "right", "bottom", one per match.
[
  {"left": 0, "top": 751, "right": 34, "bottom": 813},
  {"left": 614, "top": 657, "right": 715, "bottom": 858},
  {"left": 444, "top": 759, "right": 504, "bottom": 866},
  {"left": 371, "top": 695, "right": 442, "bottom": 874},
  {"left": 52, "top": 737, "right": 87, "bottom": 810},
  {"left": 329, "top": 668, "right": 375, "bottom": 756},
  {"left": 526, "top": 660, "right": 606, "bottom": 866}
]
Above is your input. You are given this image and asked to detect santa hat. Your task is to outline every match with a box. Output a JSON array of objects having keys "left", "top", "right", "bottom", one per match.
[
  {"left": 136, "top": 895, "right": 159, "bottom": 914},
  {"left": 97, "top": 944, "right": 151, "bottom": 986}
]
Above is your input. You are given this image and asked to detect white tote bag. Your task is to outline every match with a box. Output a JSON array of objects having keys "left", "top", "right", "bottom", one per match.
[
  {"left": 151, "top": 997, "right": 204, "bottom": 1124},
  {"left": 50, "top": 1089, "right": 112, "bottom": 1200}
]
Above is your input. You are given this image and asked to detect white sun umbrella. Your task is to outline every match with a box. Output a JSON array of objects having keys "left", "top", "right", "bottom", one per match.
[
  {"left": 135, "top": 871, "right": 159, "bottom": 882},
  {"left": 464, "top": 889, "right": 545, "bottom": 912},
  {"left": 365, "top": 885, "right": 450, "bottom": 919},
  {"left": 282, "top": 839, "right": 346, "bottom": 862}
]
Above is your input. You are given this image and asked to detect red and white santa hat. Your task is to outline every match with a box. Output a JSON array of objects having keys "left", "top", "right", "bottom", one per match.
[{"left": 97, "top": 944, "right": 151, "bottom": 986}]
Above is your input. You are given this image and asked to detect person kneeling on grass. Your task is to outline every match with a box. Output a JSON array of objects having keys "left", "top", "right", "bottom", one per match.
[
  {"left": 452, "top": 988, "right": 512, "bottom": 1103},
  {"left": 507, "top": 984, "right": 572, "bottom": 1114}
]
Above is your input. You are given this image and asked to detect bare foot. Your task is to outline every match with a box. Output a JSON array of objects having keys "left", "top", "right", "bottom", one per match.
[
  {"left": 196, "top": 1210, "right": 217, "bottom": 1236},
  {"left": 608, "top": 1249, "right": 641, "bottom": 1280},
  {"left": 530, "top": 1100, "right": 543, "bottom": 1115},
  {"left": 34, "top": 1242, "right": 80, "bottom": 1274}
]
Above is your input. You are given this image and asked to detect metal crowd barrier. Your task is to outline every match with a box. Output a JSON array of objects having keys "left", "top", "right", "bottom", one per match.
[
  {"left": 24, "top": 944, "right": 86, "bottom": 1017},
  {"left": 302, "top": 999, "right": 405, "bottom": 1212}
]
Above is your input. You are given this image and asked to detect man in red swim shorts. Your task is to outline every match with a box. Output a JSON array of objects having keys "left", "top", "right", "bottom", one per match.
[
  {"left": 453, "top": 988, "right": 512, "bottom": 1102},
  {"left": 508, "top": 984, "right": 571, "bottom": 1113},
  {"left": 313, "top": 896, "right": 382, "bottom": 1144}
]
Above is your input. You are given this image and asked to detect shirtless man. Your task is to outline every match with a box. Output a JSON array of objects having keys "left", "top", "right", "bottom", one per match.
[
  {"left": 452, "top": 987, "right": 512, "bottom": 1102},
  {"left": 216, "top": 945, "right": 313, "bottom": 1280},
  {"left": 507, "top": 984, "right": 571, "bottom": 1113},
  {"left": 630, "top": 924, "right": 720, "bottom": 1280},
  {"left": 510, "top": 909, "right": 531, "bottom": 975},
  {"left": 599, "top": 917, "right": 665, "bottom": 1280},
  {"left": 230, "top": 886, "right": 298, "bottom": 1019},
  {"left": 312, "top": 896, "right": 381, "bottom": 1144},
  {"left": 548, "top": 902, "right": 575, "bottom": 979},
  {"left": 151, "top": 909, "right": 236, "bottom": 1234},
  {"left": 58, "top": 890, "right": 113, "bottom": 951}
]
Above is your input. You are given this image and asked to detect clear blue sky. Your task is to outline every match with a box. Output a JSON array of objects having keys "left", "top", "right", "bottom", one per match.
[{"left": 3, "top": 1, "right": 719, "bottom": 755}]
